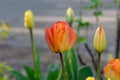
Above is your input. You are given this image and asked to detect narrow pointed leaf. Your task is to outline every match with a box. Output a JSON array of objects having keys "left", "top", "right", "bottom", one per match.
[
  {"left": 70, "top": 48, "right": 79, "bottom": 80},
  {"left": 24, "top": 66, "right": 35, "bottom": 80},
  {"left": 35, "top": 47, "right": 40, "bottom": 79},
  {"left": 63, "top": 51, "right": 74, "bottom": 80},
  {"left": 79, "top": 66, "right": 93, "bottom": 80},
  {"left": 47, "top": 63, "right": 60, "bottom": 80},
  {"left": 11, "top": 70, "right": 28, "bottom": 80}
]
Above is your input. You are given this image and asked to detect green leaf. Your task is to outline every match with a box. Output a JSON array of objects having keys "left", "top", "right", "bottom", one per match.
[
  {"left": 115, "top": 0, "right": 120, "bottom": 6},
  {"left": 63, "top": 51, "right": 74, "bottom": 80},
  {"left": 89, "top": 5, "right": 96, "bottom": 9},
  {"left": 57, "top": 69, "right": 64, "bottom": 80},
  {"left": 84, "top": 22, "right": 91, "bottom": 27},
  {"left": 79, "top": 66, "right": 93, "bottom": 80},
  {"left": 77, "top": 37, "right": 87, "bottom": 44},
  {"left": 0, "top": 63, "right": 13, "bottom": 72},
  {"left": 24, "top": 66, "right": 35, "bottom": 80},
  {"left": 70, "top": 48, "right": 79, "bottom": 80},
  {"left": 74, "top": 18, "right": 89, "bottom": 29},
  {"left": 47, "top": 63, "right": 60, "bottom": 80},
  {"left": 90, "top": 0, "right": 100, "bottom": 6},
  {"left": 78, "top": 20, "right": 84, "bottom": 28},
  {"left": 93, "top": 10, "right": 102, "bottom": 16},
  {"left": 40, "top": 74, "right": 46, "bottom": 80},
  {"left": 35, "top": 47, "right": 40, "bottom": 79},
  {"left": 0, "top": 76, "right": 9, "bottom": 80},
  {"left": 63, "top": 48, "right": 79, "bottom": 80},
  {"left": 10, "top": 70, "right": 28, "bottom": 80},
  {"left": 0, "top": 62, "right": 13, "bottom": 80}
]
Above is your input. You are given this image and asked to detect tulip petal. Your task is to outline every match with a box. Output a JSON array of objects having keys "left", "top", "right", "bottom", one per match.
[
  {"left": 24, "top": 10, "right": 34, "bottom": 29},
  {"left": 69, "top": 27, "right": 76, "bottom": 48},
  {"left": 45, "top": 27, "right": 55, "bottom": 52},
  {"left": 93, "top": 26, "right": 106, "bottom": 53},
  {"left": 44, "top": 21, "right": 76, "bottom": 53},
  {"left": 104, "top": 59, "right": 120, "bottom": 80},
  {"left": 59, "top": 27, "right": 69, "bottom": 52}
]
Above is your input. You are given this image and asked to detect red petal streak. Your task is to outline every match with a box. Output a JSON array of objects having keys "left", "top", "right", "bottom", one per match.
[
  {"left": 45, "top": 27, "right": 55, "bottom": 51},
  {"left": 99, "top": 26, "right": 102, "bottom": 35},
  {"left": 98, "top": 26, "right": 103, "bottom": 49},
  {"left": 45, "top": 21, "right": 76, "bottom": 53}
]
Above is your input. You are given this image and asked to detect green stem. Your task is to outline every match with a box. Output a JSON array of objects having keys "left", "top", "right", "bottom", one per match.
[
  {"left": 96, "top": 16, "right": 99, "bottom": 26},
  {"left": 97, "top": 53, "right": 101, "bottom": 80},
  {"left": 69, "top": 22, "right": 72, "bottom": 27},
  {"left": 59, "top": 53, "right": 66, "bottom": 80},
  {"left": 29, "top": 28, "right": 40, "bottom": 80}
]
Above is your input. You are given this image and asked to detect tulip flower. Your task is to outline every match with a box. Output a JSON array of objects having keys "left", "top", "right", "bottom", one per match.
[
  {"left": 103, "top": 59, "right": 120, "bottom": 80},
  {"left": 93, "top": 26, "right": 106, "bottom": 80},
  {"left": 24, "top": 10, "right": 40, "bottom": 79},
  {"left": 66, "top": 7, "right": 74, "bottom": 25},
  {"left": 45, "top": 21, "right": 76, "bottom": 80},
  {"left": 45, "top": 21, "right": 76, "bottom": 53},
  {"left": 86, "top": 77, "right": 95, "bottom": 80},
  {"left": 93, "top": 26, "right": 106, "bottom": 53},
  {"left": 24, "top": 10, "right": 34, "bottom": 29}
]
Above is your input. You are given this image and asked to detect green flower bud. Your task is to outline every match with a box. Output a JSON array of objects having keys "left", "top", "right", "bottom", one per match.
[{"left": 66, "top": 7, "right": 74, "bottom": 24}]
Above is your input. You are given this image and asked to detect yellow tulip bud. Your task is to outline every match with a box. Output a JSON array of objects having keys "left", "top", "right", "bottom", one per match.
[
  {"left": 86, "top": 77, "right": 95, "bottom": 80},
  {"left": 66, "top": 7, "right": 74, "bottom": 24},
  {"left": 93, "top": 26, "right": 106, "bottom": 53},
  {"left": 24, "top": 10, "right": 34, "bottom": 29},
  {"left": 107, "top": 78, "right": 111, "bottom": 80}
]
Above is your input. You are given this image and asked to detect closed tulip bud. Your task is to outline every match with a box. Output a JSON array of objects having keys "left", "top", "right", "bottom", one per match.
[
  {"left": 66, "top": 7, "right": 74, "bottom": 24},
  {"left": 93, "top": 26, "right": 106, "bottom": 53},
  {"left": 103, "top": 59, "right": 120, "bottom": 80},
  {"left": 107, "top": 78, "right": 111, "bottom": 80},
  {"left": 24, "top": 10, "right": 34, "bottom": 29},
  {"left": 86, "top": 77, "right": 95, "bottom": 80},
  {"left": 45, "top": 21, "right": 76, "bottom": 53}
]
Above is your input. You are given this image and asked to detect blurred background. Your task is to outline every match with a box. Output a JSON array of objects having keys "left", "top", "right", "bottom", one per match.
[{"left": 0, "top": 0, "right": 119, "bottom": 73}]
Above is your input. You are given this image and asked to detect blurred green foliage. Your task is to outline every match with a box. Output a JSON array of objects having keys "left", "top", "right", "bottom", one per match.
[
  {"left": 115, "top": 0, "right": 120, "bottom": 6},
  {"left": 0, "top": 62, "right": 13, "bottom": 80},
  {"left": 11, "top": 48, "right": 40, "bottom": 80},
  {"left": 0, "top": 20, "right": 10, "bottom": 40},
  {"left": 0, "top": 20, "right": 11, "bottom": 80},
  {"left": 11, "top": 48, "right": 93, "bottom": 80}
]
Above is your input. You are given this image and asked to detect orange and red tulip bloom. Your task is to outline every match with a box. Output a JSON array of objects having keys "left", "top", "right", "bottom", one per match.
[
  {"left": 45, "top": 21, "right": 76, "bottom": 53},
  {"left": 104, "top": 59, "right": 120, "bottom": 80}
]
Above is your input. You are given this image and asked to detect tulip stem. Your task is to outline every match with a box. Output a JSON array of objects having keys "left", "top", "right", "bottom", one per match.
[
  {"left": 29, "top": 28, "right": 40, "bottom": 80},
  {"left": 69, "top": 22, "right": 72, "bottom": 27},
  {"left": 97, "top": 53, "right": 101, "bottom": 80},
  {"left": 59, "top": 53, "right": 66, "bottom": 80}
]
